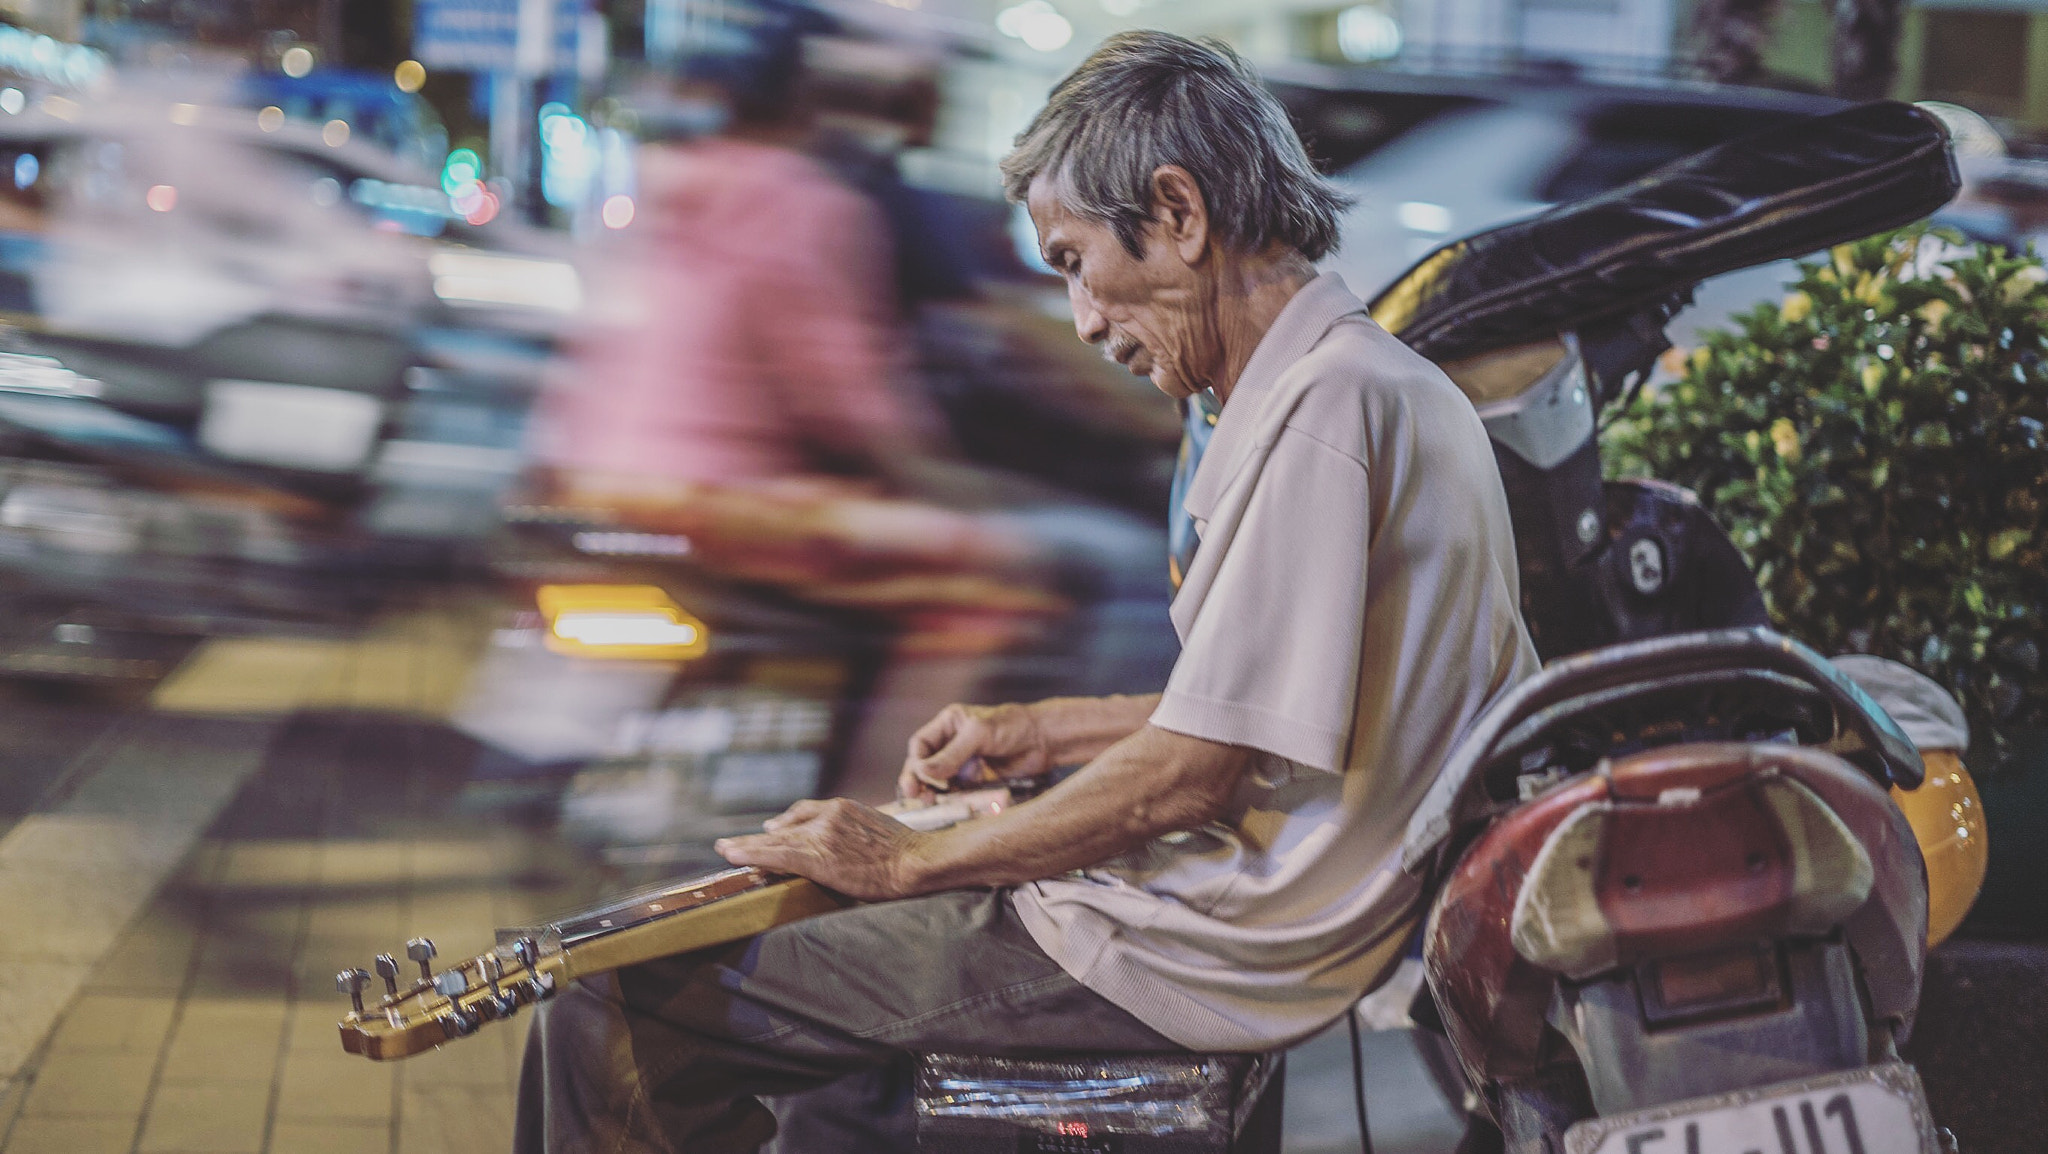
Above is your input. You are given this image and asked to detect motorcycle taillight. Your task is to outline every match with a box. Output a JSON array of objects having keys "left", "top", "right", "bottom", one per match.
[{"left": 1640, "top": 944, "right": 1785, "bottom": 1026}]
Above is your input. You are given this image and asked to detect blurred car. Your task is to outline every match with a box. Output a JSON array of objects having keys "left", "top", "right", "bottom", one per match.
[
  {"left": 1268, "top": 68, "right": 1853, "bottom": 346},
  {"left": 233, "top": 68, "right": 450, "bottom": 172},
  {"left": 0, "top": 93, "right": 571, "bottom": 393}
]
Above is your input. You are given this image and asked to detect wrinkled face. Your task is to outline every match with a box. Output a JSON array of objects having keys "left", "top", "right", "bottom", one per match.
[{"left": 1026, "top": 174, "right": 1218, "bottom": 400}]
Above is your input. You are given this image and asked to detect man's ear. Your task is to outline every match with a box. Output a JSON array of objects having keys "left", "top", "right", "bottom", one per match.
[{"left": 1149, "top": 165, "right": 1211, "bottom": 266}]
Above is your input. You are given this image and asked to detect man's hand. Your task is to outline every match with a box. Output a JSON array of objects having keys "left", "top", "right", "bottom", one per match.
[
  {"left": 899, "top": 702, "right": 1052, "bottom": 801},
  {"left": 714, "top": 799, "right": 929, "bottom": 901}
]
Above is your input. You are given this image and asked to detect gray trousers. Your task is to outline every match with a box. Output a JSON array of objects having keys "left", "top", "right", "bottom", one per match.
[{"left": 513, "top": 888, "right": 1182, "bottom": 1154}]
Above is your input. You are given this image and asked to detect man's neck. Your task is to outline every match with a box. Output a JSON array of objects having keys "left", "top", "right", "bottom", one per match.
[{"left": 1208, "top": 251, "right": 1317, "bottom": 407}]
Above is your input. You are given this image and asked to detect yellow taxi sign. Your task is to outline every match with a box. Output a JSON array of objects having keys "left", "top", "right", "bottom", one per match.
[{"left": 535, "top": 585, "right": 709, "bottom": 661}]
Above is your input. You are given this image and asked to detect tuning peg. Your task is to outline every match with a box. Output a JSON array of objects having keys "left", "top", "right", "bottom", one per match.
[
  {"left": 336, "top": 968, "right": 371, "bottom": 1015},
  {"left": 511, "top": 937, "right": 539, "bottom": 970},
  {"left": 406, "top": 937, "right": 437, "bottom": 980},
  {"left": 374, "top": 954, "right": 401, "bottom": 997}
]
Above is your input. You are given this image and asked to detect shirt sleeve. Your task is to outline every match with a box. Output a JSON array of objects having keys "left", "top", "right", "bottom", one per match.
[{"left": 1150, "top": 430, "right": 1370, "bottom": 775}]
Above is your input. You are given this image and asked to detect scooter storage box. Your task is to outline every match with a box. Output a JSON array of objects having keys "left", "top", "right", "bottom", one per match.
[{"left": 915, "top": 1051, "right": 1282, "bottom": 1153}]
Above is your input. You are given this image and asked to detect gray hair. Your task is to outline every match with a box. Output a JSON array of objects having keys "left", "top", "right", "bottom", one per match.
[{"left": 1000, "top": 31, "right": 1352, "bottom": 261}]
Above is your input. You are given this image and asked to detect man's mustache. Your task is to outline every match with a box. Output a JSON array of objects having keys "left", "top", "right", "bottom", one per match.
[{"left": 1102, "top": 333, "right": 1143, "bottom": 366}]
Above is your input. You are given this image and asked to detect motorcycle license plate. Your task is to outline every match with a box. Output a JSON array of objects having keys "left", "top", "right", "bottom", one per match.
[{"left": 1563, "top": 1063, "right": 1939, "bottom": 1154}]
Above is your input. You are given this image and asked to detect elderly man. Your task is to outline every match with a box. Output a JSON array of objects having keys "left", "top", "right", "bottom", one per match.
[{"left": 514, "top": 30, "right": 1535, "bottom": 1154}]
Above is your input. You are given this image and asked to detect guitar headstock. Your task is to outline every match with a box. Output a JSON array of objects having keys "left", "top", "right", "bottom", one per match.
[{"left": 336, "top": 933, "right": 562, "bottom": 1061}]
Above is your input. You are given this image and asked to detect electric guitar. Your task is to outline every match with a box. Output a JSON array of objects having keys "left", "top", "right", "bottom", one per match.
[{"left": 334, "top": 788, "right": 1015, "bottom": 1061}]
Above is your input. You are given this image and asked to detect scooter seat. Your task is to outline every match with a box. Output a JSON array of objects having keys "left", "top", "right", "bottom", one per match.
[{"left": 1369, "top": 101, "right": 1959, "bottom": 362}]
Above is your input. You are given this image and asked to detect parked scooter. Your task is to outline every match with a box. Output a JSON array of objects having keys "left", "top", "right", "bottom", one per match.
[{"left": 1345, "top": 102, "right": 1974, "bottom": 1151}]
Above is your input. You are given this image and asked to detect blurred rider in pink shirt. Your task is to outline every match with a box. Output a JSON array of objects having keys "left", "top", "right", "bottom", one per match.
[{"left": 533, "top": 9, "right": 1052, "bottom": 630}]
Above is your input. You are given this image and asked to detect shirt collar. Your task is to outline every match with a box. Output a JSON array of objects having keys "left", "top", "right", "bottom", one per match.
[{"left": 1181, "top": 272, "right": 1367, "bottom": 523}]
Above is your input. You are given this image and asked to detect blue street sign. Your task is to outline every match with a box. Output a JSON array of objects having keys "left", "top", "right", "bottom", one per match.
[{"left": 414, "top": 0, "right": 585, "bottom": 73}]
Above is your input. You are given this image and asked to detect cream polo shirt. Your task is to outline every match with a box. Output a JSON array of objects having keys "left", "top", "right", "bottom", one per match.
[{"left": 1010, "top": 273, "right": 1539, "bottom": 1052}]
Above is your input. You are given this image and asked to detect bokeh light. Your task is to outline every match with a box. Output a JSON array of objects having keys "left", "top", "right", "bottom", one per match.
[
  {"left": 145, "top": 184, "right": 177, "bottom": 212},
  {"left": 394, "top": 60, "right": 427, "bottom": 93},
  {"left": 322, "top": 119, "right": 350, "bottom": 147},
  {"left": 602, "top": 194, "right": 635, "bottom": 229},
  {"left": 465, "top": 188, "right": 501, "bottom": 226},
  {"left": 281, "top": 45, "right": 314, "bottom": 77}
]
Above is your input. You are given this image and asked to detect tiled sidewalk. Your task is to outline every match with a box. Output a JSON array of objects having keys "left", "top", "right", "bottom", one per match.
[
  {"left": 0, "top": 598, "right": 1491, "bottom": 1154},
  {"left": 0, "top": 603, "right": 602, "bottom": 1154}
]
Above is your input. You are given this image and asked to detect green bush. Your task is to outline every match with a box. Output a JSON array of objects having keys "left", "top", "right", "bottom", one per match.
[{"left": 1608, "top": 227, "right": 2047, "bottom": 750}]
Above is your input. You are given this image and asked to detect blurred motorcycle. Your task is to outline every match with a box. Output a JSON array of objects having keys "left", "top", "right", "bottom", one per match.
[
  {"left": 0, "top": 95, "right": 570, "bottom": 673},
  {"left": 1345, "top": 101, "right": 1981, "bottom": 1152}
]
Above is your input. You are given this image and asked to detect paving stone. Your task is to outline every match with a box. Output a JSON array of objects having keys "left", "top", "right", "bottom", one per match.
[
  {"left": 0, "top": 960, "right": 119, "bottom": 1086},
  {"left": 46, "top": 994, "right": 179, "bottom": 1053},
  {"left": 171, "top": 841, "right": 229, "bottom": 888},
  {"left": 19, "top": 1050, "right": 156, "bottom": 1118},
  {"left": 185, "top": 947, "right": 295, "bottom": 1001},
  {"left": 313, "top": 842, "right": 418, "bottom": 891},
  {"left": 289, "top": 1004, "right": 363, "bottom": 1057},
  {"left": 400, "top": 895, "right": 500, "bottom": 946},
  {"left": 161, "top": 998, "right": 288, "bottom": 1083},
  {"left": 0, "top": 865, "right": 162, "bottom": 963},
  {"left": 274, "top": 1051, "right": 396, "bottom": 1124},
  {"left": 204, "top": 898, "right": 310, "bottom": 946},
  {"left": 399, "top": 1034, "right": 519, "bottom": 1090},
  {"left": 0, "top": 1076, "right": 28, "bottom": 1145},
  {"left": 306, "top": 898, "right": 408, "bottom": 944},
  {"left": 217, "top": 841, "right": 320, "bottom": 890},
  {"left": 80, "top": 928, "right": 199, "bottom": 995},
  {"left": 147, "top": 636, "right": 344, "bottom": 716},
  {"left": 137, "top": 1080, "right": 271, "bottom": 1154},
  {"left": 397, "top": 1085, "right": 515, "bottom": 1154},
  {"left": 267, "top": 1119, "right": 392, "bottom": 1154},
  {"left": 0, "top": 715, "right": 279, "bottom": 1082},
  {"left": 2, "top": 1115, "right": 138, "bottom": 1154}
]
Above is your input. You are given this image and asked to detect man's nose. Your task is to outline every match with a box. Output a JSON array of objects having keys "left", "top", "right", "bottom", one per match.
[{"left": 1070, "top": 287, "right": 1109, "bottom": 345}]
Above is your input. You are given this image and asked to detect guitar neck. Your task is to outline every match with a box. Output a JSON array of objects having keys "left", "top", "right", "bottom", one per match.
[
  {"left": 338, "top": 787, "right": 1022, "bottom": 1061},
  {"left": 539, "top": 870, "right": 853, "bottom": 981}
]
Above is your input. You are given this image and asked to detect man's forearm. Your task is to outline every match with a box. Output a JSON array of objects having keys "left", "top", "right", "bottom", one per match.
[
  {"left": 900, "top": 723, "right": 1246, "bottom": 891},
  {"left": 1028, "top": 693, "right": 1160, "bottom": 766}
]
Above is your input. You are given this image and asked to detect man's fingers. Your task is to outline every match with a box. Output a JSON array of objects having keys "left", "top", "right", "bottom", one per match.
[
  {"left": 715, "top": 833, "right": 800, "bottom": 871},
  {"left": 905, "top": 706, "right": 965, "bottom": 760},
  {"left": 901, "top": 706, "right": 979, "bottom": 797},
  {"left": 911, "top": 721, "right": 987, "bottom": 786},
  {"left": 897, "top": 767, "right": 939, "bottom": 802},
  {"left": 762, "top": 798, "right": 829, "bottom": 832}
]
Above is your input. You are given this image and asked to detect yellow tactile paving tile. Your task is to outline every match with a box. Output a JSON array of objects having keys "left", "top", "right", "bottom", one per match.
[
  {"left": 17, "top": 1051, "right": 156, "bottom": 1119},
  {"left": 136, "top": 1079, "right": 271, "bottom": 1154},
  {"left": 43, "top": 995, "right": 178, "bottom": 1055},
  {"left": 272, "top": 1050, "right": 397, "bottom": 1124},
  {"left": 397, "top": 1085, "right": 515, "bottom": 1154},
  {"left": 148, "top": 637, "right": 354, "bottom": 716},
  {"left": 160, "top": 998, "right": 290, "bottom": 1084},
  {"left": 2, "top": 1115, "right": 138, "bottom": 1154},
  {"left": 149, "top": 605, "right": 493, "bottom": 720},
  {"left": 267, "top": 1120, "right": 391, "bottom": 1154}
]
